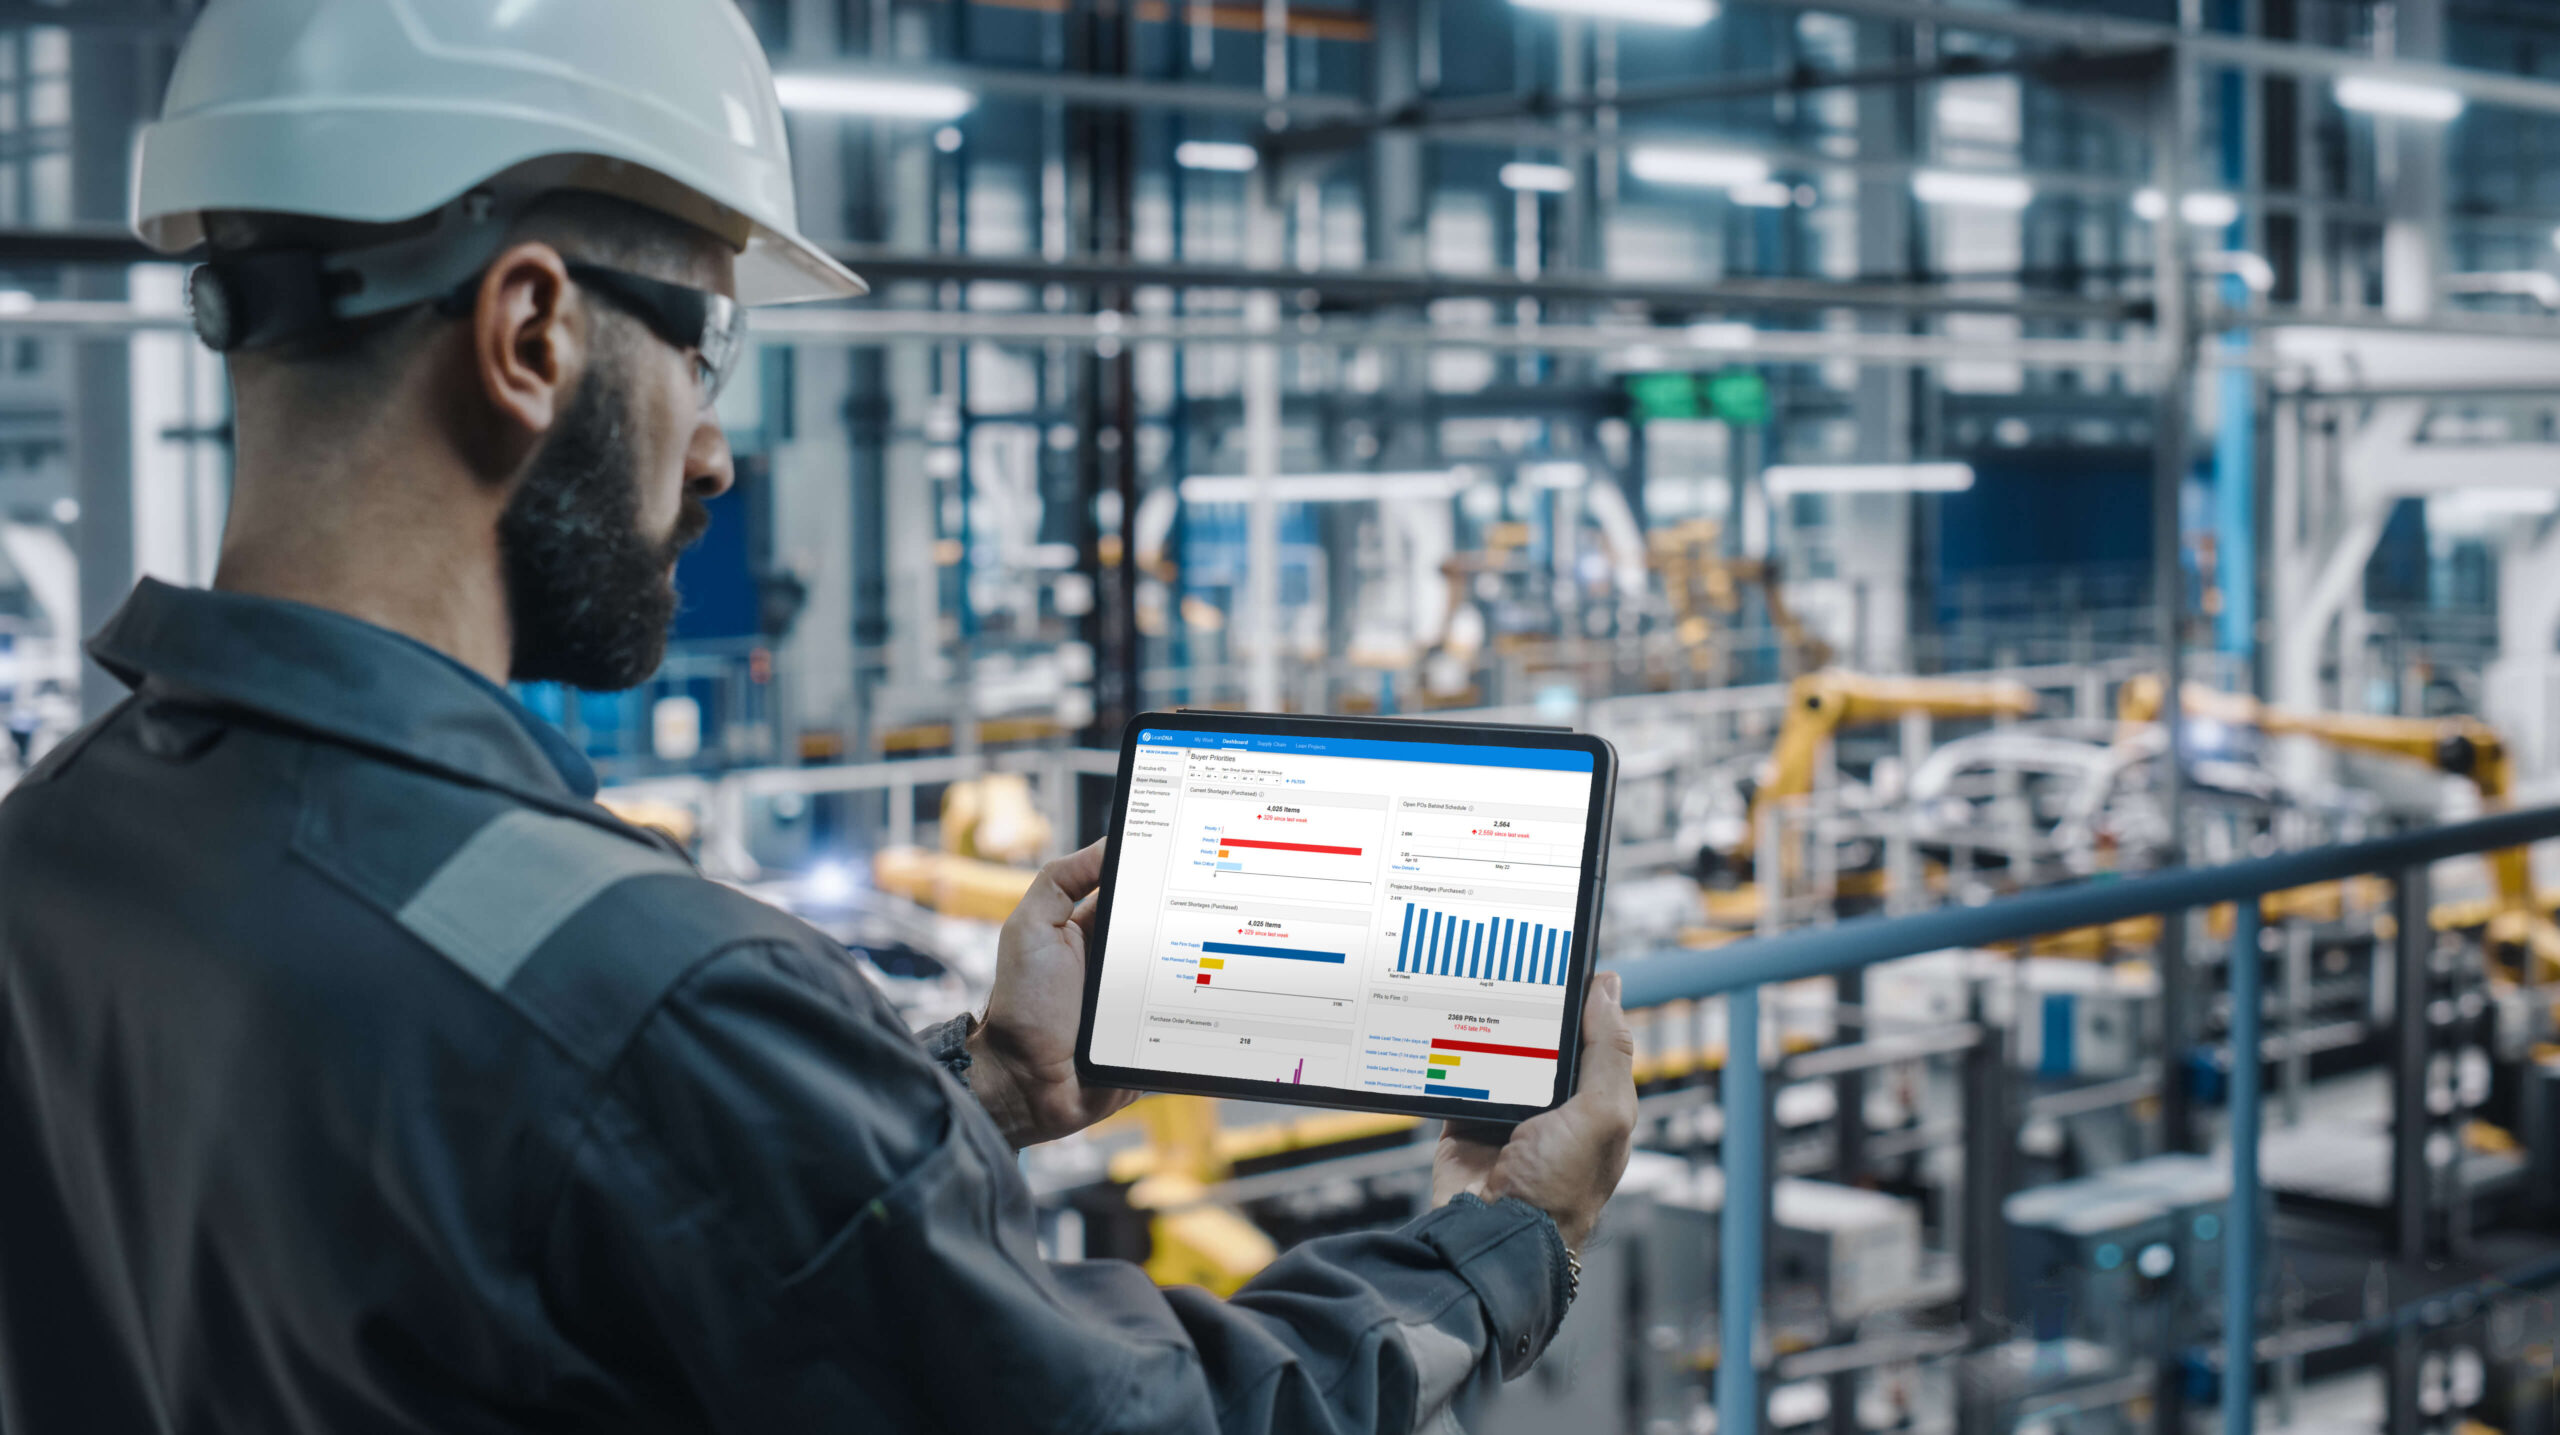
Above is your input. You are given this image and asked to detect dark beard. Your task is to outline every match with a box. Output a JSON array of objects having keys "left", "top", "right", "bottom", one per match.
[{"left": 499, "top": 348, "right": 709, "bottom": 691}]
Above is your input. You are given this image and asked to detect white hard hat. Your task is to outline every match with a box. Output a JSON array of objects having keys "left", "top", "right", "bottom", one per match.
[{"left": 131, "top": 0, "right": 865, "bottom": 309}]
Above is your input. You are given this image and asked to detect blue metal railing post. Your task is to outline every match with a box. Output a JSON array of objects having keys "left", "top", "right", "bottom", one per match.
[
  {"left": 1719, "top": 984, "right": 1764, "bottom": 1435},
  {"left": 2224, "top": 903, "right": 2262, "bottom": 1435}
]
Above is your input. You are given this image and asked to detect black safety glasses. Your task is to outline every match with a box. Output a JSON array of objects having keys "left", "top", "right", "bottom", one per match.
[
  {"left": 566, "top": 263, "right": 747, "bottom": 411},
  {"left": 438, "top": 261, "right": 747, "bottom": 411}
]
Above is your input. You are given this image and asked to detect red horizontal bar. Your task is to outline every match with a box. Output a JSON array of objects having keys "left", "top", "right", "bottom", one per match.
[
  {"left": 1429, "top": 1038, "right": 1559, "bottom": 1060},
  {"left": 1218, "top": 836, "right": 1364, "bottom": 857}
]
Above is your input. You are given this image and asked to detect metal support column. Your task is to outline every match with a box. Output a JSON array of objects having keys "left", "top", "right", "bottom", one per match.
[
  {"left": 2393, "top": 863, "right": 2432, "bottom": 1262},
  {"left": 1072, "top": 0, "right": 1144, "bottom": 738},
  {"left": 2154, "top": 43, "right": 2214, "bottom": 1415},
  {"left": 2280, "top": 917, "right": 2310, "bottom": 1125},
  {"left": 1833, "top": 969, "right": 1866, "bottom": 1186},
  {"left": 68, "top": 25, "right": 144, "bottom": 720},
  {"left": 2224, "top": 903, "right": 2263, "bottom": 1435},
  {"left": 2385, "top": 1312, "right": 2424, "bottom": 1435},
  {"left": 1238, "top": 151, "right": 1284, "bottom": 714},
  {"left": 2151, "top": 48, "right": 2201, "bottom": 1164},
  {"left": 1960, "top": 983, "right": 2009, "bottom": 1337},
  {"left": 871, "top": 1, "right": 942, "bottom": 731},
  {"left": 1718, "top": 985, "right": 1764, "bottom": 1435},
  {"left": 1827, "top": 966, "right": 1865, "bottom": 1435}
]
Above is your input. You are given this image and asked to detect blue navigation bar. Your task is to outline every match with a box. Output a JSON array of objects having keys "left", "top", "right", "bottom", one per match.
[{"left": 1135, "top": 727, "right": 1593, "bottom": 773}]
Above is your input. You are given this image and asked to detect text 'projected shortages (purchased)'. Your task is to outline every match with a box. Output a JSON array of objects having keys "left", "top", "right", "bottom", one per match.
[{"left": 1376, "top": 878, "right": 1577, "bottom": 992}]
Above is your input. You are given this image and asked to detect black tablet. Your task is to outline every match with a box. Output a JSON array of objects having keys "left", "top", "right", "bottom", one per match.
[{"left": 1076, "top": 710, "right": 1617, "bottom": 1124}]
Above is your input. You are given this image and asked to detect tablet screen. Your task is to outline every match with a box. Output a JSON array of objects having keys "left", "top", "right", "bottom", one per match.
[{"left": 1087, "top": 725, "right": 1597, "bottom": 1109}]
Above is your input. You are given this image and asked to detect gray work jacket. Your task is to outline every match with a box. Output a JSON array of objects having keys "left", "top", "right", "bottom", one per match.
[{"left": 0, "top": 580, "right": 1568, "bottom": 1433}]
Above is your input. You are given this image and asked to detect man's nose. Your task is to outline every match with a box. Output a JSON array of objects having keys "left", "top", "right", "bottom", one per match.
[{"left": 687, "top": 413, "right": 736, "bottom": 503}]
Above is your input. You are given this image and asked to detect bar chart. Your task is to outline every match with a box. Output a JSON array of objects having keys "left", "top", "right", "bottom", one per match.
[
  {"left": 1423, "top": 1036, "right": 1558, "bottom": 1100},
  {"left": 1390, "top": 902, "right": 1572, "bottom": 985}
]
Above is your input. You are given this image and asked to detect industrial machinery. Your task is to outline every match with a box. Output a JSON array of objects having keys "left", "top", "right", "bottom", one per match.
[
  {"left": 1699, "top": 671, "right": 2041, "bottom": 888},
  {"left": 2119, "top": 676, "right": 2560, "bottom": 977},
  {"left": 1905, "top": 722, "right": 2293, "bottom": 881},
  {"left": 1647, "top": 518, "right": 1836, "bottom": 682}
]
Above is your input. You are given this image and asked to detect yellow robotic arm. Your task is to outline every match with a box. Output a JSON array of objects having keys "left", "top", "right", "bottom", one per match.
[
  {"left": 1740, "top": 670, "right": 2040, "bottom": 866},
  {"left": 2118, "top": 676, "right": 2552, "bottom": 974}
]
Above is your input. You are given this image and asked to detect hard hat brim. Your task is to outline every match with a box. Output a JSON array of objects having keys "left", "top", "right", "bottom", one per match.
[
  {"left": 741, "top": 223, "right": 868, "bottom": 304},
  {"left": 134, "top": 115, "right": 866, "bottom": 306}
]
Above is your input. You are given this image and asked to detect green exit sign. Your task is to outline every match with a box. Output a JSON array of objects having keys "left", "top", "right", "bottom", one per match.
[
  {"left": 1625, "top": 369, "right": 1770, "bottom": 426},
  {"left": 1706, "top": 370, "right": 1771, "bottom": 425},
  {"left": 1626, "top": 372, "right": 1703, "bottom": 421}
]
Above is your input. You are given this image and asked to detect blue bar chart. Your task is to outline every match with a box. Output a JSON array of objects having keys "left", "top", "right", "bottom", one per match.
[
  {"left": 1201, "top": 940, "right": 1346, "bottom": 964},
  {"left": 1392, "top": 902, "right": 1570, "bottom": 985}
]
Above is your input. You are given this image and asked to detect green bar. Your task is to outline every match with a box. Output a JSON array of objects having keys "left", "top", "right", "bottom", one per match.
[{"left": 1426, "top": 1068, "right": 1446, "bottom": 1079}]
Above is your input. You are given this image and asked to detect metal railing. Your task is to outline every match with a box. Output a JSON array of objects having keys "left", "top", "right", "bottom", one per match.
[{"left": 1614, "top": 803, "right": 2560, "bottom": 1435}]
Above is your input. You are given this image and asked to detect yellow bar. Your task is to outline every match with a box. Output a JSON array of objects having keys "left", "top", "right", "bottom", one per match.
[
  {"left": 1428, "top": 1053, "right": 1461, "bottom": 1066},
  {"left": 1199, "top": 957, "right": 1225, "bottom": 969}
]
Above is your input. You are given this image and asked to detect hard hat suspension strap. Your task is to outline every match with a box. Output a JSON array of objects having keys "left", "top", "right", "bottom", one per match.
[{"left": 186, "top": 190, "right": 519, "bottom": 355}]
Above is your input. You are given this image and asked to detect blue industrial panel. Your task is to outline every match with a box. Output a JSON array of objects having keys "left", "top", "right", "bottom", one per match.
[{"left": 672, "top": 484, "right": 757, "bottom": 642}]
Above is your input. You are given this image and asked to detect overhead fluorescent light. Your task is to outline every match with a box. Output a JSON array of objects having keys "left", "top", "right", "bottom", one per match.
[
  {"left": 1688, "top": 321, "right": 1757, "bottom": 350},
  {"left": 1175, "top": 140, "right": 1260, "bottom": 172},
  {"left": 1935, "top": 91, "right": 2016, "bottom": 138},
  {"left": 1912, "top": 170, "right": 2033, "bottom": 210},
  {"left": 1763, "top": 462, "right": 1976, "bottom": 497},
  {"left": 1511, "top": 0, "right": 1717, "bottom": 26},
  {"left": 1499, "top": 161, "right": 1576, "bottom": 194},
  {"left": 2429, "top": 488, "right": 2560, "bottom": 530},
  {"left": 1180, "top": 472, "right": 1465, "bottom": 503},
  {"left": 2438, "top": 488, "right": 2560, "bottom": 515},
  {"left": 1628, "top": 146, "right": 1770, "bottom": 189},
  {"left": 1729, "top": 179, "right": 1796, "bottom": 208},
  {"left": 772, "top": 73, "right": 977, "bottom": 120},
  {"left": 2132, "top": 188, "right": 2241, "bottom": 227},
  {"left": 2335, "top": 76, "right": 2464, "bottom": 122}
]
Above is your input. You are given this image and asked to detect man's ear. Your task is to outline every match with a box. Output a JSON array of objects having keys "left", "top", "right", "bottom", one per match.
[{"left": 469, "top": 241, "right": 586, "bottom": 442}]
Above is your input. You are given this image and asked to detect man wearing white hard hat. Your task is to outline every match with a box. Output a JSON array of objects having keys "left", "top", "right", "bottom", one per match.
[{"left": 0, "top": 3, "right": 1637, "bottom": 1432}]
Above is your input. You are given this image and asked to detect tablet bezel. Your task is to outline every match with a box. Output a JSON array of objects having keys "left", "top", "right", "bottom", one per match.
[{"left": 1074, "top": 709, "right": 1616, "bottom": 1126}]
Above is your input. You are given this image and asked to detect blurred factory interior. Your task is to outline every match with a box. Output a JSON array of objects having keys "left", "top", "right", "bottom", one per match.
[{"left": 13, "top": 0, "right": 2560, "bottom": 1430}]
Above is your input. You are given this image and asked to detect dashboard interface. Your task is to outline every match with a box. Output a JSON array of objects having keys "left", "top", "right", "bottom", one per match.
[{"left": 1089, "top": 726, "right": 1597, "bottom": 1109}]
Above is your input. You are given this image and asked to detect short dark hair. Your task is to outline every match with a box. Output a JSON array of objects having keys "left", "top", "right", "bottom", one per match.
[{"left": 210, "top": 189, "right": 723, "bottom": 384}]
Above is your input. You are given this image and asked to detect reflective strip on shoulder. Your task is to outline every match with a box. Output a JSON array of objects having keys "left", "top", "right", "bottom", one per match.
[{"left": 395, "top": 808, "right": 683, "bottom": 990}]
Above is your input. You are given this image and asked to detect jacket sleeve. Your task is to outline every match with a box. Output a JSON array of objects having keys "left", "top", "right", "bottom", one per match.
[{"left": 541, "top": 939, "right": 1570, "bottom": 1434}]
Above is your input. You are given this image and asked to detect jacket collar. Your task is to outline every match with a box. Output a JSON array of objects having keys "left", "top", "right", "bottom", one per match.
[{"left": 87, "top": 579, "right": 584, "bottom": 803}]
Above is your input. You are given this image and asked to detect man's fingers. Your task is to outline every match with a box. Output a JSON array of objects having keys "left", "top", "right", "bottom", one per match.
[
  {"left": 1441, "top": 1117, "right": 1511, "bottom": 1152},
  {"left": 1017, "top": 840, "right": 1108, "bottom": 929},
  {"left": 1573, "top": 972, "right": 1636, "bottom": 1101}
]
